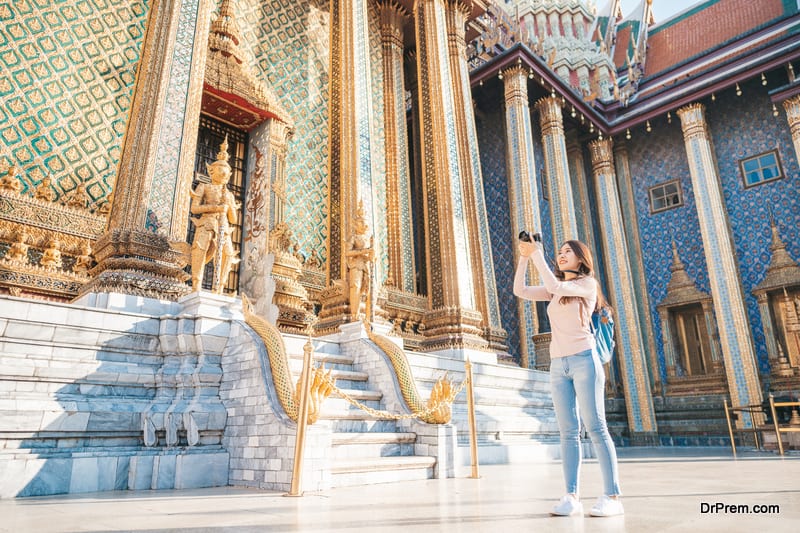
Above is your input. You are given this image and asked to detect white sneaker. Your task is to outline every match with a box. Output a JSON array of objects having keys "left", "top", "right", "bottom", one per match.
[
  {"left": 551, "top": 494, "right": 583, "bottom": 516},
  {"left": 590, "top": 495, "right": 624, "bottom": 517}
]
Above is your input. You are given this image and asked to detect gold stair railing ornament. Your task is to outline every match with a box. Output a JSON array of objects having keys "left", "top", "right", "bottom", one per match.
[
  {"left": 241, "top": 293, "right": 333, "bottom": 424},
  {"left": 364, "top": 319, "right": 462, "bottom": 424}
]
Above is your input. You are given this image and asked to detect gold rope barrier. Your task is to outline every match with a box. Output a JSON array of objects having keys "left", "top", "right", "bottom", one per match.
[{"left": 318, "top": 370, "right": 468, "bottom": 422}]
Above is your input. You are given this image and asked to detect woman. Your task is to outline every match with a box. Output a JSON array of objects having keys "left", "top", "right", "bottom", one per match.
[{"left": 514, "top": 236, "right": 623, "bottom": 517}]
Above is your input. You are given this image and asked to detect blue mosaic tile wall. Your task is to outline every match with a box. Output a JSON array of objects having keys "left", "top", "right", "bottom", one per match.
[
  {"left": 626, "top": 75, "right": 800, "bottom": 380},
  {"left": 475, "top": 83, "right": 553, "bottom": 361},
  {"left": 476, "top": 94, "right": 519, "bottom": 359}
]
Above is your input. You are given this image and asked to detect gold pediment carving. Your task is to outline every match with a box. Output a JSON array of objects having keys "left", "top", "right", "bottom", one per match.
[{"left": 203, "top": 0, "right": 293, "bottom": 130}]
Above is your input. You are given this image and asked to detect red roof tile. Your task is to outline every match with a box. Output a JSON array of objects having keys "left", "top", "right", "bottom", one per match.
[{"left": 645, "top": 0, "right": 786, "bottom": 77}]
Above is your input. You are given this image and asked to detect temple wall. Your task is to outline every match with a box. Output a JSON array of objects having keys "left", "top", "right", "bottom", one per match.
[
  {"left": 626, "top": 75, "right": 800, "bottom": 380},
  {"left": 0, "top": 0, "right": 150, "bottom": 208}
]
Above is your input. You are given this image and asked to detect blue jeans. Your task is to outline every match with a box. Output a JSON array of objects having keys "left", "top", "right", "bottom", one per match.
[{"left": 549, "top": 349, "right": 621, "bottom": 497}]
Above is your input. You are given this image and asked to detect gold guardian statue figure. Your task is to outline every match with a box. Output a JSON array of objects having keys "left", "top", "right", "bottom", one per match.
[{"left": 189, "top": 137, "right": 240, "bottom": 293}]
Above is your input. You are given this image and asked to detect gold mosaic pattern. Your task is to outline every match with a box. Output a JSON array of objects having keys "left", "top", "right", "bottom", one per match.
[
  {"left": 0, "top": 0, "right": 149, "bottom": 205},
  {"left": 235, "top": 0, "right": 331, "bottom": 264},
  {"left": 503, "top": 66, "right": 541, "bottom": 366}
]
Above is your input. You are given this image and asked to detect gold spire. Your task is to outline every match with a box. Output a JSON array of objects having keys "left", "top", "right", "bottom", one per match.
[{"left": 217, "top": 135, "right": 230, "bottom": 163}]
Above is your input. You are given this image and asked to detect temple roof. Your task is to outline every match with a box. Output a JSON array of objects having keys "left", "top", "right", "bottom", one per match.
[{"left": 642, "top": 0, "right": 789, "bottom": 78}]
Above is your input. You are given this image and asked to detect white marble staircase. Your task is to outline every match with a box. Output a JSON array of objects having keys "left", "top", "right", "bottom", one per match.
[{"left": 283, "top": 335, "right": 436, "bottom": 487}]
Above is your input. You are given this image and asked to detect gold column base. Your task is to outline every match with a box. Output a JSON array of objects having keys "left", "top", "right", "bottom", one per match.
[
  {"left": 483, "top": 326, "right": 509, "bottom": 355},
  {"left": 80, "top": 228, "right": 191, "bottom": 301},
  {"left": 315, "top": 281, "right": 352, "bottom": 335},
  {"left": 271, "top": 250, "right": 315, "bottom": 334},
  {"left": 421, "top": 306, "right": 488, "bottom": 353}
]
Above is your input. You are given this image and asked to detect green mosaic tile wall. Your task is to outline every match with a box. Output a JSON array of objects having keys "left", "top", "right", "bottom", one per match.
[
  {"left": 0, "top": 0, "right": 149, "bottom": 207},
  {"left": 237, "top": 0, "right": 332, "bottom": 262},
  {"left": 236, "top": 0, "right": 387, "bottom": 266}
]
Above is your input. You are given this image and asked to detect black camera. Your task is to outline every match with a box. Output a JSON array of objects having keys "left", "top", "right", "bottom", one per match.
[{"left": 518, "top": 230, "right": 541, "bottom": 243}]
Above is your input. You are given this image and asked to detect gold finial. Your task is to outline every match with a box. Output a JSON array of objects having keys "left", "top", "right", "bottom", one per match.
[{"left": 217, "top": 135, "right": 230, "bottom": 163}]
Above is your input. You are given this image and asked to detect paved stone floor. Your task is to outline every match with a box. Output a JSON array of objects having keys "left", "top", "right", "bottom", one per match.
[{"left": 1, "top": 448, "right": 798, "bottom": 533}]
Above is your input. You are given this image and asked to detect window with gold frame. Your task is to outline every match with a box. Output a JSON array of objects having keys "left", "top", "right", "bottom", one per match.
[{"left": 671, "top": 304, "right": 715, "bottom": 376}]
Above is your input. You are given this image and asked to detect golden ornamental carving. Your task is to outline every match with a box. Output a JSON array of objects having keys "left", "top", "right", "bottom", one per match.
[
  {"left": 242, "top": 294, "right": 333, "bottom": 424},
  {"left": 0, "top": 165, "right": 23, "bottom": 193},
  {"left": 0, "top": 169, "right": 108, "bottom": 299},
  {"left": 502, "top": 66, "right": 530, "bottom": 104},
  {"left": 269, "top": 222, "right": 315, "bottom": 334},
  {"left": 657, "top": 240, "right": 711, "bottom": 309},
  {"left": 753, "top": 218, "right": 800, "bottom": 294},
  {"left": 379, "top": 0, "right": 407, "bottom": 49},
  {"left": 535, "top": 95, "right": 564, "bottom": 134},
  {"left": 0, "top": 190, "right": 106, "bottom": 239},
  {"left": 40, "top": 238, "right": 63, "bottom": 270},
  {"left": 677, "top": 103, "right": 708, "bottom": 138},
  {"left": 33, "top": 176, "right": 57, "bottom": 202},
  {"left": 345, "top": 201, "right": 375, "bottom": 321},
  {"left": 588, "top": 138, "right": 615, "bottom": 174},
  {"left": 64, "top": 183, "right": 89, "bottom": 210}
]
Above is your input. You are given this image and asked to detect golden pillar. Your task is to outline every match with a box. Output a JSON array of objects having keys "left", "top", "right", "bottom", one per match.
[
  {"left": 783, "top": 95, "right": 800, "bottom": 164},
  {"left": 413, "top": 0, "right": 484, "bottom": 352},
  {"left": 535, "top": 96, "right": 578, "bottom": 247},
  {"left": 380, "top": 1, "right": 415, "bottom": 293},
  {"left": 613, "top": 142, "right": 661, "bottom": 395},
  {"left": 446, "top": 0, "right": 506, "bottom": 353},
  {"left": 322, "top": 0, "right": 381, "bottom": 327},
  {"left": 677, "top": 103, "right": 763, "bottom": 423},
  {"left": 589, "top": 138, "right": 657, "bottom": 443},
  {"left": 502, "top": 66, "right": 542, "bottom": 367},
  {"left": 81, "top": 0, "right": 215, "bottom": 299}
]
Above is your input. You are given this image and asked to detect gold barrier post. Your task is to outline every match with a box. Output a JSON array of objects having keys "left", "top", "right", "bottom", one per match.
[
  {"left": 465, "top": 359, "right": 479, "bottom": 478},
  {"left": 286, "top": 338, "right": 314, "bottom": 497}
]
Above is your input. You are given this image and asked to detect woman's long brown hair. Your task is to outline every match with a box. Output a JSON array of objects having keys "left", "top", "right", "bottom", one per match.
[{"left": 555, "top": 239, "right": 610, "bottom": 313}]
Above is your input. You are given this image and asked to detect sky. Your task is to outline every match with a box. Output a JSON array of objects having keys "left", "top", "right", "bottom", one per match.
[{"left": 619, "top": 0, "right": 706, "bottom": 22}]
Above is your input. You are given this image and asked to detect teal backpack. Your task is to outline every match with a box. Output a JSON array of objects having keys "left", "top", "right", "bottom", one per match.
[{"left": 591, "top": 306, "right": 615, "bottom": 364}]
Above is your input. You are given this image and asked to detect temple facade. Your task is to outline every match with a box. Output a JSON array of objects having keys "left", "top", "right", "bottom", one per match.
[{"left": 0, "top": 0, "right": 799, "bottom": 497}]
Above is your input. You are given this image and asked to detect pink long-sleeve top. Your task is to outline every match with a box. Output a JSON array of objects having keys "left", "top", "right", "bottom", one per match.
[{"left": 513, "top": 248, "right": 597, "bottom": 359}]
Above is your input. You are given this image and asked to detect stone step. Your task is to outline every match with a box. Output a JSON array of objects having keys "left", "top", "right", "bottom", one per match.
[
  {"left": 331, "top": 432, "right": 417, "bottom": 445},
  {"left": 322, "top": 396, "right": 381, "bottom": 414},
  {"left": 325, "top": 417, "right": 400, "bottom": 433},
  {"left": 331, "top": 432, "right": 417, "bottom": 460},
  {"left": 289, "top": 351, "right": 354, "bottom": 367},
  {"left": 330, "top": 455, "right": 436, "bottom": 487}
]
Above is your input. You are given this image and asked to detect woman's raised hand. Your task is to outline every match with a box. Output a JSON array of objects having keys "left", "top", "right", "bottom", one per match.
[{"left": 518, "top": 240, "right": 537, "bottom": 258}]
